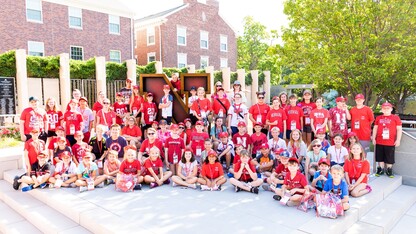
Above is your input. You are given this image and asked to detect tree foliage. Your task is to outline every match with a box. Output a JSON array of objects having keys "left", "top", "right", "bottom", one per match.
[{"left": 279, "top": 0, "right": 416, "bottom": 113}]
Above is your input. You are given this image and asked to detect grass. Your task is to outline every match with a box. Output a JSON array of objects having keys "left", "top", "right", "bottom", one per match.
[{"left": 0, "top": 137, "right": 23, "bottom": 149}]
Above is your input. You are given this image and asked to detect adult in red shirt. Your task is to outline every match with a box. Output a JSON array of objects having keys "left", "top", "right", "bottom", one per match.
[
  {"left": 96, "top": 98, "right": 116, "bottom": 135},
  {"left": 310, "top": 97, "right": 329, "bottom": 135},
  {"left": 62, "top": 99, "right": 84, "bottom": 146},
  {"left": 266, "top": 97, "right": 287, "bottom": 139},
  {"left": 138, "top": 128, "right": 164, "bottom": 162},
  {"left": 372, "top": 102, "right": 402, "bottom": 178},
  {"left": 20, "top": 96, "right": 48, "bottom": 142},
  {"left": 298, "top": 89, "right": 316, "bottom": 145},
  {"left": 211, "top": 87, "right": 231, "bottom": 125},
  {"left": 249, "top": 91, "right": 270, "bottom": 135},
  {"left": 350, "top": 94, "right": 374, "bottom": 151},
  {"left": 141, "top": 93, "right": 158, "bottom": 136},
  {"left": 328, "top": 97, "right": 351, "bottom": 141},
  {"left": 121, "top": 116, "right": 142, "bottom": 147},
  {"left": 285, "top": 94, "right": 304, "bottom": 139},
  {"left": 23, "top": 129, "right": 46, "bottom": 174}
]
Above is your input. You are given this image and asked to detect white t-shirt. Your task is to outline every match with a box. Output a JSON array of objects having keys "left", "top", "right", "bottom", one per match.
[
  {"left": 188, "top": 96, "right": 198, "bottom": 115},
  {"left": 327, "top": 146, "right": 348, "bottom": 164},
  {"left": 228, "top": 103, "right": 248, "bottom": 127},
  {"left": 217, "top": 140, "right": 235, "bottom": 157},
  {"left": 268, "top": 138, "right": 287, "bottom": 152},
  {"left": 179, "top": 161, "right": 197, "bottom": 177},
  {"left": 55, "top": 161, "right": 77, "bottom": 175},
  {"left": 229, "top": 91, "right": 247, "bottom": 104},
  {"left": 160, "top": 94, "right": 173, "bottom": 118}
]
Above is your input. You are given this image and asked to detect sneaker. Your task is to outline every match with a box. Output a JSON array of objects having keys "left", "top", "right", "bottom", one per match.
[
  {"left": 262, "top": 184, "right": 270, "bottom": 191},
  {"left": 212, "top": 185, "right": 219, "bottom": 191},
  {"left": 188, "top": 183, "right": 197, "bottom": 189},
  {"left": 250, "top": 187, "right": 259, "bottom": 194},
  {"left": 273, "top": 195, "right": 282, "bottom": 201},
  {"left": 234, "top": 185, "right": 241, "bottom": 193},
  {"left": 150, "top": 182, "right": 158, "bottom": 189},
  {"left": 69, "top": 183, "right": 77, "bottom": 188},
  {"left": 386, "top": 167, "right": 394, "bottom": 178},
  {"left": 133, "top": 184, "right": 142, "bottom": 190},
  {"left": 22, "top": 185, "right": 33, "bottom": 192},
  {"left": 39, "top": 183, "right": 47, "bottom": 189},
  {"left": 217, "top": 185, "right": 222, "bottom": 191},
  {"left": 200, "top": 185, "right": 210, "bottom": 191},
  {"left": 79, "top": 186, "right": 88, "bottom": 193},
  {"left": 263, "top": 177, "right": 268, "bottom": 183},
  {"left": 375, "top": 167, "right": 384, "bottom": 177},
  {"left": 13, "top": 176, "right": 21, "bottom": 190},
  {"left": 227, "top": 172, "right": 234, "bottom": 178},
  {"left": 366, "top": 185, "right": 372, "bottom": 193},
  {"left": 163, "top": 178, "right": 171, "bottom": 185},
  {"left": 96, "top": 182, "right": 104, "bottom": 188},
  {"left": 172, "top": 182, "right": 177, "bottom": 187},
  {"left": 105, "top": 179, "right": 115, "bottom": 185}
]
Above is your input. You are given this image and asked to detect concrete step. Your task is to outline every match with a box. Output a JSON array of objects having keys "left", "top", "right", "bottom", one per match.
[
  {"left": 0, "top": 200, "right": 42, "bottom": 234},
  {"left": 0, "top": 181, "right": 91, "bottom": 234},
  {"left": 0, "top": 150, "right": 23, "bottom": 180},
  {"left": 359, "top": 185, "right": 416, "bottom": 233},
  {"left": 389, "top": 202, "right": 416, "bottom": 234}
]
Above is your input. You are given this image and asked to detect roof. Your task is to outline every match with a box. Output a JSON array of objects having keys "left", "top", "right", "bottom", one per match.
[{"left": 135, "top": 4, "right": 188, "bottom": 25}]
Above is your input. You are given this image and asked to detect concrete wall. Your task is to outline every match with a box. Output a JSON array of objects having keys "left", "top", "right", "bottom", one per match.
[{"left": 395, "top": 129, "right": 416, "bottom": 186}]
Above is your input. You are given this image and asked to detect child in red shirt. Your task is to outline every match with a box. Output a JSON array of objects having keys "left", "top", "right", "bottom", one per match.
[
  {"left": 24, "top": 129, "right": 46, "bottom": 174},
  {"left": 232, "top": 121, "right": 253, "bottom": 153},
  {"left": 285, "top": 94, "right": 304, "bottom": 140},
  {"left": 344, "top": 143, "right": 371, "bottom": 197},
  {"left": 230, "top": 150, "right": 262, "bottom": 194},
  {"left": 188, "top": 121, "right": 209, "bottom": 159},
  {"left": 45, "top": 97, "right": 63, "bottom": 140},
  {"left": 71, "top": 131, "right": 90, "bottom": 165},
  {"left": 198, "top": 150, "right": 227, "bottom": 191},
  {"left": 118, "top": 147, "right": 144, "bottom": 190},
  {"left": 310, "top": 97, "right": 329, "bottom": 136},
  {"left": 266, "top": 97, "right": 287, "bottom": 139},
  {"left": 251, "top": 122, "right": 268, "bottom": 158},
  {"left": 263, "top": 150, "right": 290, "bottom": 192},
  {"left": 63, "top": 99, "right": 84, "bottom": 146},
  {"left": 143, "top": 146, "right": 172, "bottom": 188},
  {"left": 298, "top": 89, "right": 316, "bottom": 145},
  {"left": 113, "top": 92, "right": 128, "bottom": 126},
  {"left": 164, "top": 124, "right": 185, "bottom": 174},
  {"left": 104, "top": 150, "right": 121, "bottom": 184}
]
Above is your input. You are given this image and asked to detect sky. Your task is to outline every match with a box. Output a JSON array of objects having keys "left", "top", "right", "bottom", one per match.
[{"left": 119, "top": 0, "right": 288, "bottom": 35}]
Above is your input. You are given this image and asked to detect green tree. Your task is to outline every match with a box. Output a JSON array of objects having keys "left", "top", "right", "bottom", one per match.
[{"left": 279, "top": 0, "right": 416, "bottom": 112}]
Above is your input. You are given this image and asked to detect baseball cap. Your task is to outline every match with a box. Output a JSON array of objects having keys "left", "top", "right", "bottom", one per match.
[
  {"left": 348, "top": 131, "right": 358, "bottom": 138},
  {"left": 381, "top": 102, "right": 393, "bottom": 108},
  {"left": 288, "top": 157, "right": 299, "bottom": 164},
  {"left": 233, "top": 80, "right": 241, "bottom": 85},
  {"left": 29, "top": 96, "right": 39, "bottom": 102},
  {"left": 69, "top": 99, "right": 78, "bottom": 104},
  {"left": 163, "top": 84, "right": 170, "bottom": 89},
  {"left": 260, "top": 143, "right": 269, "bottom": 149},
  {"left": 56, "top": 126, "right": 65, "bottom": 132},
  {"left": 126, "top": 78, "right": 132, "bottom": 82},
  {"left": 254, "top": 122, "right": 262, "bottom": 127},
  {"left": 318, "top": 158, "right": 330, "bottom": 166},
  {"left": 178, "top": 122, "right": 185, "bottom": 127},
  {"left": 237, "top": 121, "right": 246, "bottom": 127},
  {"left": 219, "top": 132, "right": 228, "bottom": 138},
  {"left": 116, "top": 92, "right": 123, "bottom": 97},
  {"left": 190, "top": 86, "right": 196, "bottom": 91},
  {"left": 60, "top": 151, "right": 71, "bottom": 158},
  {"left": 170, "top": 124, "right": 179, "bottom": 130},
  {"left": 184, "top": 118, "right": 191, "bottom": 124},
  {"left": 37, "top": 152, "right": 48, "bottom": 158},
  {"left": 279, "top": 150, "right": 290, "bottom": 158},
  {"left": 57, "top": 136, "right": 67, "bottom": 142},
  {"left": 79, "top": 96, "right": 88, "bottom": 102},
  {"left": 196, "top": 120, "right": 204, "bottom": 126},
  {"left": 207, "top": 150, "right": 218, "bottom": 157},
  {"left": 336, "top": 97, "right": 347, "bottom": 102},
  {"left": 355, "top": 94, "right": 365, "bottom": 100},
  {"left": 147, "top": 92, "right": 153, "bottom": 97},
  {"left": 303, "top": 89, "right": 312, "bottom": 95},
  {"left": 133, "top": 85, "right": 139, "bottom": 89},
  {"left": 159, "top": 119, "right": 167, "bottom": 125},
  {"left": 316, "top": 128, "right": 326, "bottom": 135},
  {"left": 152, "top": 121, "right": 159, "bottom": 125}
]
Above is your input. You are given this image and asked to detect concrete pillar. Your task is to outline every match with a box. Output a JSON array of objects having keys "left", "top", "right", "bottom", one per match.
[
  {"left": 263, "top": 71, "right": 271, "bottom": 104},
  {"left": 59, "top": 53, "right": 71, "bottom": 109},
  {"left": 155, "top": 61, "right": 163, "bottom": 74},
  {"left": 95, "top": 56, "right": 107, "bottom": 97},
  {"left": 237, "top": 69, "right": 246, "bottom": 92},
  {"left": 126, "top": 59, "right": 137, "bottom": 85},
  {"left": 15, "top": 49, "right": 28, "bottom": 113},
  {"left": 205, "top": 66, "right": 215, "bottom": 96},
  {"left": 188, "top": 64, "right": 195, "bottom": 73},
  {"left": 222, "top": 67, "right": 231, "bottom": 94},
  {"left": 251, "top": 70, "right": 259, "bottom": 108}
]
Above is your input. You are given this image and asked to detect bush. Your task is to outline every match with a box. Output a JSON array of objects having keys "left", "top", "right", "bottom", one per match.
[
  {"left": 107, "top": 62, "right": 127, "bottom": 81},
  {"left": 27, "top": 55, "right": 60, "bottom": 78},
  {"left": 70, "top": 58, "right": 95, "bottom": 79},
  {"left": 0, "top": 51, "right": 16, "bottom": 77}
]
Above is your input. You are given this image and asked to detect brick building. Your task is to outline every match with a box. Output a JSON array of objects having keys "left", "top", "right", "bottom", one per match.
[
  {"left": 134, "top": 0, "right": 237, "bottom": 70},
  {"left": 0, "top": 0, "right": 135, "bottom": 62}
]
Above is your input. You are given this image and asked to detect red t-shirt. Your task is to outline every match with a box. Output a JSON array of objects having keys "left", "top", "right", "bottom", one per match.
[
  {"left": 275, "top": 163, "right": 289, "bottom": 176},
  {"left": 191, "top": 98, "right": 212, "bottom": 117},
  {"left": 234, "top": 161, "right": 256, "bottom": 182},
  {"left": 46, "top": 110, "right": 63, "bottom": 131},
  {"left": 119, "top": 159, "right": 141, "bottom": 175},
  {"left": 285, "top": 105, "right": 304, "bottom": 131},
  {"left": 143, "top": 157, "right": 163, "bottom": 176},
  {"left": 249, "top": 103, "right": 270, "bottom": 125},
  {"left": 310, "top": 108, "right": 329, "bottom": 131},
  {"left": 24, "top": 139, "right": 46, "bottom": 165},
  {"left": 92, "top": 102, "right": 103, "bottom": 113},
  {"left": 113, "top": 102, "right": 128, "bottom": 125},
  {"left": 190, "top": 132, "right": 209, "bottom": 155},
  {"left": 48, "top": 137, "right": 70, "bottom": 150},
  {"left": 201, "top": 162, "right": 224, "bottom": 179},
  {"left": 374, "top": 115, "right": 402, "bottom": 146},
  {"left": 96, "top": 110, "right": 116, "bottom": 128},
  {"left": 165, "top": 137, "right": 185, "bottom": 164},
  {"left": 63, "top": 111, "right": 83, "bottom": 135},
  {"left": 142, "top": 102, "right": 157, "bottom": 124},
  {"left": 211, "top": 97, "right": 231, "bottom": 116},
  {"left": 344, "top": 159, "right": 370, "bottom": 183},
  {"left": 350, "top": 106, "right": 374, "bottom": 141},
  {"left": 329, "top": 107, "right": 348, "bottom": 136},
  {"left": 130, "top": 96, "right": 143, "bottom": 115},
  {"left": 284, "top": 171, "right": 308, "bottom": 190},
  {"left": 171, "top": 79, "right": 181, "bottom": 91},
  {"left": 251, "top": 132, "right": 268, "bottom": 154},
  {"left": 20, "top": 107, "right": 48, "bottom": 134},
  {"left": 232, "top": 133, "right": 253, "bottom": 150},
  {"left": 72, "top": 142, "right": 88, "bottom": 163},
  {"left": 233, "top": 154, "right": 241, "bottom": 165},
  {"left": 121, "top": 125, "right": 142, "bottom": 137},
  {"left": 139, "top": 139, "right": 164, "bottom": 158},
  {"left": 298, "top": 102, "right": 316, "bottom": 126},
  {"left": 185, "top": 128, "right": 195, "bottom": 145},
  {"left": 266, "top": 108, "right": 287, "bottom": 132}
]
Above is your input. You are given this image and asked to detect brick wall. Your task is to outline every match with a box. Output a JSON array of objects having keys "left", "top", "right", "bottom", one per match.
[
  {"left": 135, "top": 26, "right": 161, "bottom": 65},
  {"left": 0, "top": 0, "right": 132, "bottom": 61}
]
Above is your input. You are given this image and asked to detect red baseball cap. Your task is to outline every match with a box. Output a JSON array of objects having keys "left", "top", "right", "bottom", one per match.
[
  {"left": 178, "top": 122, "right": 185, "bottom": 127},
  {"left": 184, "top": 118, "right": 191, "bottom": 124},
  {"left": 116, "top": 92, "right": 123, "bottom": 97},
  {"left": 56, "top": 126, "right": 65, "bottom": 132},
  {"left": 254, "top": 122, "right": 262, "bottom": 127},
  {"left": 237, "top": 121, "right": 246, "bottom": 127},
  {"left": 260, "top": 143, "right": 269, "bottom": 149},
  {"left": 219, "top": 132, "right": 228, "bottom": 138},
  {"left": 60, "top": 151, "right": 71, "bottom": 158},
  {"left": 316, "top": 128, "right": 326, "bottom": 134},
  {"left": 133, "top": 85, "right": 139, "bottom": 89},
  {"left": 207, "top": 150, "right": 218, "bottom": 157},
  {"left": 318, "top": 158, "right": 330, "bottom": 166},
  {"left": 126, "top": 78, "right": 133, "bottom": 82},
  {"left": 355, "top": 94, "right": 365, "bottom": 100},
  {"left": 336, "top": 97, "right": 347, "bottom": 102},
  {"left": 152, "top": 121, "right": 159, "bottom": 125},
  {"left": 196, "top": 120, "right": 204, "bottom": 126},
  {"left": 147, "top": 92, "right": 153, "bottom": 97},
  {"left": 381, "top": 102, "right": 393, "bottom": 108},
  {"left": 288, "top": 157, "right": 299, "bottom": 164},
  {"left": 163, "top": 85, "right": 170, "bottom": 89},
  {"left": 348, "top": 131, "right": 357, "bottom": 138},
  {"left": 170, "top": 124, "right": 179, "bottom": 130},
  {"left": 79, "top": 96, "right": 88, "bottom": 102}
]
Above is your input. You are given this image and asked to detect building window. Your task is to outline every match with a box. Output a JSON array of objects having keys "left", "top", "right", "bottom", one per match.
[
  {"left": 26, "top": 0, "right": 42, "bottom": 22},
  {"left": 110, "top": 50, "right": 121, "bottom": 63},
  {"left": 147, "top": 27, "right": 155, "bottom": 46},
  {"left": 177, "top": 26, "right": 186, "bottom": 46},
  {"left": 197, "top": 0, "right": 207, "bottom": 4},
  {"left": 70, "top": 46, "right": 83, "bottom": 60},
  {"left": 147, "top": 52, "right": 156, "bottom": 63},
  {"left": 200, "top": 56, "right": 209, "bottom": 69},
  {"left": 220, "top": 35, "right": 228, "bottom": 52},
  {"left": 68, "top": 7, "right": 82, "bottom": 29},
  {"left": 220, "top": 58, "right": 228, "bottom": 68},
  {"left": 28, "top": 41, "right": 44, "bottom": 56},
  {"left": 200, "top": 31, "right": 208, "bottom": 49},
  {"left": 109, "top": 15, "right": 120, "bottom": 34},
  {"left": 177, "top": 53, "right": 187, "bottom": 68}
]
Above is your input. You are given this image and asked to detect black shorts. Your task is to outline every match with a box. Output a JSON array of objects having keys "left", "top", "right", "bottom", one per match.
[
  {"left": 47, "top": 130, "right": 57, "bottom": 138},
  {"left": 286, "top": 130, "right": 292, "bottom": 139},
  {"left": 303, "top": 125, "right": 312, "bottom": 133},
  {"left": 375, "top": 144, "right": 395, "bottom": 164}
]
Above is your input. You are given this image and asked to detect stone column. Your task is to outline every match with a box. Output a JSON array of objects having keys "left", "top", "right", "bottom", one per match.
[
  {"left": 155, "top": 61, "right": 163, "bottom": 74},
  {"left": 95, "top": 56, "right": 107, "bottom": 97},
  {"left": 205, "top": 66, "right": 214, "bottom": 96},
  {"left": 126, "top": 59, "right": 137, "bottom": 85},
  {"left": 15, "top": 49, "right": 28, "bottom": 113},
  {"left": 237, "top": 69, "right": 246, "bottom": 92},
  {"left": 59, "top": 53, "right": 71, "bottom": 109},
  {"left": 250, "top": 70, "right": 259, "bottom": 108},
  {"left": 222, "top": 67, "right": 231, "bottom": 94},
  {"left": 187, "top": 64, "right": 195, "bottom": 73},
  {"left": 263, "top": 71, "right": 271, "bottom": 104}
]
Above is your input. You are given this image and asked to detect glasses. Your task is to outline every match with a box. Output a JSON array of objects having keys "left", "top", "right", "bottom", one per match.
[
  {"left": 313, "top": 145, "right": 321, "bottom": 148},
  {"left": 258, "top": 96, "right": 264, "bottom": 99},
  {"left": 179, "top": 127, "right": 185, "bottom": 129},
  {"left": 216, "top": 85, "right": 222, "bottom": 87},
  {"left": 103, "top": 102, "right": 110, "bottom": 105},
  {"left": 148, "top": 132, "right": 155, "bottom": 135}
]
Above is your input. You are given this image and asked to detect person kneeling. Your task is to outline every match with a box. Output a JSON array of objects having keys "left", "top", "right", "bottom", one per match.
[{"left": 230, "top": 150, "right": 262, "bottom": 194}]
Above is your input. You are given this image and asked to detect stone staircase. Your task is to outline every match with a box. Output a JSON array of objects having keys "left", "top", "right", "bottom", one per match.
[{"left": 1, "top": 148, "right": 416, "bottom": 234}]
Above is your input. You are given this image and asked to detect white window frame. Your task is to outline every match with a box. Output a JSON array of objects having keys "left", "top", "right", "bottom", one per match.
[
  {"left": 177, "top": 26, "right": 187, "bottom": 46},
  {"left": 28, "top": 41, "right": 44, "bottom": 56},
  {"left": 26, "top": 0, "right": 42, "bottom": 23},
  {"left": 220, "top": 35, "right": 228, "bottom": 52},
  {"left": 197, "top": 0, "right": 207, "bottom": 4},
  {"left": 68, "top": 7, "right": 82, "bottom": 29},
  {"left": 220, "top": 58, "right": 228, "bottom": 69},
  {"left": 70, "top": 46, "right": 84, "bottom": 60},
  {"left": 147, "top": 27, "right": 155, "bottom": 46},
  {"left": 200, "top": 56, "right": 209, "bottom": 69},
  {"left": 147, "top": 52, "right": 156, "bottom": 63},
  {"left": 200, "top": 31, "right": 209, "bottom": 49},
  {"left": 177, "top": 53, "right": 187, "bottom": 68},
  {"left": 109, "top": 15, "right": 120, "bottom": 35},
  {"left": 109, "top": 50, "right": 121, "bottom": 63}
]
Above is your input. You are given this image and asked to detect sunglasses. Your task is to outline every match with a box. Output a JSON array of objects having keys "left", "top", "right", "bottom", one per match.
[
  {"left": 179, "top": 127, "right": 185, "bottom": 129},
  {"left": 216, "top": 85, "right": 222, "bottom": 87},
  {"left": 313, "top": 145, "right": 321, "bottom": 148},
  {"left": 103, "top": 102, "right": 110, "bottom": 104},
  {"left": 148, "top": 132, "right": 155, "bottom": 135},
  {"left": 258, "top": 96, "right": 265, "bottom": 99}
]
